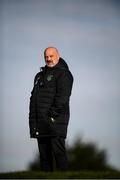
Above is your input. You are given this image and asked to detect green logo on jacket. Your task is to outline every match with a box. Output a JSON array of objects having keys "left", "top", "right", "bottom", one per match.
[{"left": 47, "top": 74, "right": 53, "bottom": 81}]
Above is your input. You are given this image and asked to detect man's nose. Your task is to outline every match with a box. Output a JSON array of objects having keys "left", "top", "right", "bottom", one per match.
[{"left": 47, "top": 56, "right": 51, "bottom": 61}]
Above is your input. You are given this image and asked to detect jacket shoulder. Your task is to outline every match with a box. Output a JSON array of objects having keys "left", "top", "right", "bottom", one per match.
[
  {"left": 34, "top": 72, "right": 41, "bottom": 78},
  {"left": 34, "top": 72, "right": 42, "bottom": 85},
  {"left": 56, "top": 68, "right": 74, "bottom": 82}
]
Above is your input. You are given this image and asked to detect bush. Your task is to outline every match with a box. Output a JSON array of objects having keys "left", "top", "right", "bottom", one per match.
[{"left": 28, "top": 137, "right": 116, "bottom": 171}]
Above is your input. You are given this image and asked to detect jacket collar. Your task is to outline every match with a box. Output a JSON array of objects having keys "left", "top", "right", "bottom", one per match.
[{"left": 40, "top": 57, "right": 69, "bottom": 73}]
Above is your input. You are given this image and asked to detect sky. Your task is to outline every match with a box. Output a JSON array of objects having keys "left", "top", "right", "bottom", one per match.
[{"left": 0, "top": 0, "right": 120, "bottom": 172}]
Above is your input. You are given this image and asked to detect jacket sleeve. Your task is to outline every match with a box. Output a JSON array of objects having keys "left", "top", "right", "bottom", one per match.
[
  {"left": 48, "top": 70, "right": 74, "bottom": 118},
  {"left": 29, "top": 73, "right": 39, "bottom": 137}
]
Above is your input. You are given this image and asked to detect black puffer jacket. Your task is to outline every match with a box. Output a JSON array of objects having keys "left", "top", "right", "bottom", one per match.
[{"left": 29, "top": 58, "right": 73, "bottom": 138}]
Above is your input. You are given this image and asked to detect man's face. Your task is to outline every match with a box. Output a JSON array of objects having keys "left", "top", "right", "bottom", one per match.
[{"left": 44, "top": 48, "right": 60, "bottom": 67}]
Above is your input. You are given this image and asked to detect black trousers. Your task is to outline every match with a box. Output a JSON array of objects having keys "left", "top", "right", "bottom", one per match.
[{"left": 37, "top": 137, "right": 68, "bottom": 171}]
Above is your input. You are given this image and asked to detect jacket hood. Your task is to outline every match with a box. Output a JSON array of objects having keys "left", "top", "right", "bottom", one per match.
[
  {"left": 40, "top": 58, "right": 69, "bottom": 72},
  {"left": 54, "top": 57, "right": 69, "bottom": 70},
  {"left": 44, "top": 57, "right": 69, "bottom": 71}
]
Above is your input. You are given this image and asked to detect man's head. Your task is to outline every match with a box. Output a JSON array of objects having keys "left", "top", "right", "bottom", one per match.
[{"left": 44, "top": 47, "right": 60, "bottom": 67}]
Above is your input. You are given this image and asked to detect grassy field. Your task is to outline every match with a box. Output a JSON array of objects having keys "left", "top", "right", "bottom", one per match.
[{"left": 0, "top": 170, "right": 120, "bottom": 179}]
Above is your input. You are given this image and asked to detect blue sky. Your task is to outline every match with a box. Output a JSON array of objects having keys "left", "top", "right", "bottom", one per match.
[{"left": 0, "top": 0, "right": 120, "bottom": 172}]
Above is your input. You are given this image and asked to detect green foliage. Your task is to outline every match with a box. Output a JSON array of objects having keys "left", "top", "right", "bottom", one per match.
[
  {"left": 28, "top": 153, "right": 41, "bottom": 171},
  {"left": 28, "top": 137, "right": 116, "bottom": 171},
  {"left": 67, "top": 138, "right": 108, "bottom": 170},
  {"left": 0, "top": 171, "right": 120, "bottom": 179}
]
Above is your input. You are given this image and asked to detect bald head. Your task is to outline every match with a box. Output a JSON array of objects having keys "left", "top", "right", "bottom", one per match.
[{"left": 44, "top": 47, "right": 60, "bottom": 67}]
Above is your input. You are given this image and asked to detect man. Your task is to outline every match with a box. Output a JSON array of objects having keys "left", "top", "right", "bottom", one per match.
[{"left": 29, "top": 47, "right": 73, "bottom": 171}]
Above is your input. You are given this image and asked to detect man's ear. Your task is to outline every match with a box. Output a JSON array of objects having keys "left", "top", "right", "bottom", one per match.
[{"left": 57, "top": 53, "right": 60, "bottom": 60}]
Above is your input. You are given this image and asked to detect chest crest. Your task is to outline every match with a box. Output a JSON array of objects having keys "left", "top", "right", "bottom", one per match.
[{"left": 46, "top": 74, "right": 54, "bottom": 81}]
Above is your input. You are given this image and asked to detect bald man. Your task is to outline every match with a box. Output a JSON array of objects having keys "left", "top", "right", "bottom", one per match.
[{"left": 29, "top": 47, "right": 73, "bottom": 171}]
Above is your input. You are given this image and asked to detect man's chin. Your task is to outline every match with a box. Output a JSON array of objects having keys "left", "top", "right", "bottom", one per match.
[{"left": 47, "top": 64, "right": 55, "bottom": 68}]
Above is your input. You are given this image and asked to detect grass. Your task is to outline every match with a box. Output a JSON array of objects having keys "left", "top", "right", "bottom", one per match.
[{"left": 0, "top": 170, "right": 120, "bottom": 179}]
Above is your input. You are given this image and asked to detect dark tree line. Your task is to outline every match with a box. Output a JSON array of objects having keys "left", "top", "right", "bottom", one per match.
[{"left": 28, "top": 137, "right": 116, "bottom": 171}]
